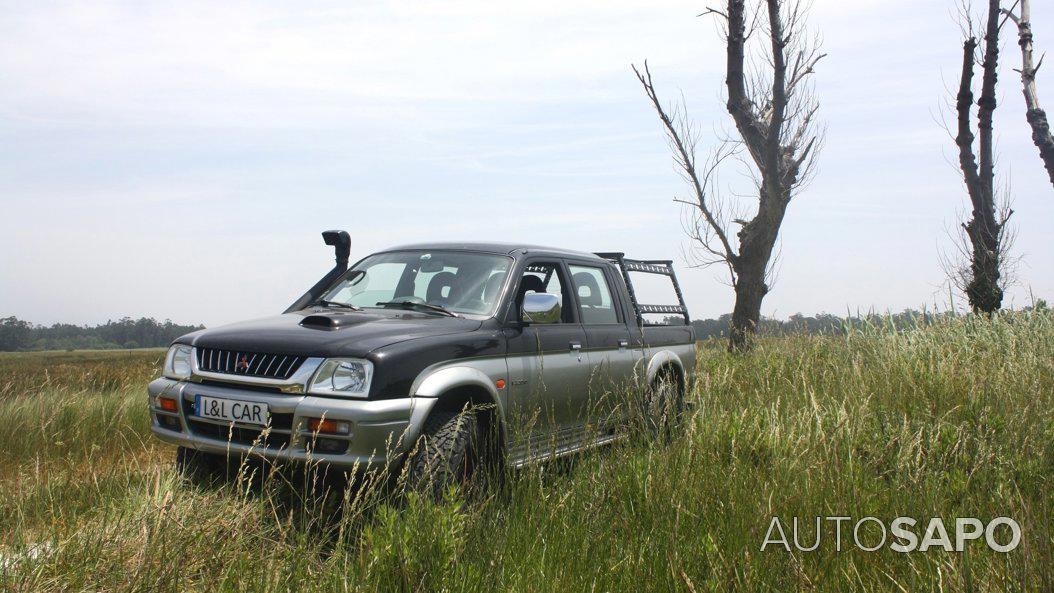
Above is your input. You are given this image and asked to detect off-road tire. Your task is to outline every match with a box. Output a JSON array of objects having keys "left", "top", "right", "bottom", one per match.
[
  {"left": 643, "top": 375, "right": 684, "bottom": 440},
  {"left": 175, "top": 446, "right": 228, "bottom": 485},
  {"left": 404, "top": 409, "right": 480, "bottom": 499}
]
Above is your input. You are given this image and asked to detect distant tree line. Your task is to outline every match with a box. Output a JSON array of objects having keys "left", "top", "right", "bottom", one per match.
[
  {"left": 2, "top": 302, "right": 1048, "bottom": 351},
  {"left": 686, "top": 311, "right": 931, "bottom": 341},
  {"left": 0, "top": 317, "right": 204, "bottom": 352}
]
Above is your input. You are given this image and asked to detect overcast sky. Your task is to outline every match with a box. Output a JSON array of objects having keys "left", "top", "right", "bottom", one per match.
[{"left": 1, "top": 0, "right": 1052, "bottom": 327}]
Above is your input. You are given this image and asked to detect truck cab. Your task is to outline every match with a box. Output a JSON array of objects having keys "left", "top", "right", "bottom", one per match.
[{"left": 148, "top": 232, "right": 696, "bottom": 491}]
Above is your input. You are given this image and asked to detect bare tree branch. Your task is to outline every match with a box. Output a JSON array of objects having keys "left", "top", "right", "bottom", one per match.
[
  {"left": 725, "top": 0, "right": 769, "bottom": 164},
  {"left": 634, "top": 62, "right": 740, "bottom": 268},
  {"left": 699, "top": 7, "right": 728, "bottom": 20},
  {"left": 1003, "top": 0, "right": 1054, "bottom": 187},
  {"left": 951, "top": 0, "right": 1011, "bottom": 314},
  {"left": 956, "top": 37, "right": 983, "bottom": 195},
  {"left": 977, "top": 0, "right": 1000, "bottom": 199},
  {"left": 637, "top": 0, "right": 823, "bottom": 351}
]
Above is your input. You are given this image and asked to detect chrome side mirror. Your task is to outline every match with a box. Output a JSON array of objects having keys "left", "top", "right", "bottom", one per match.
[{"left": 521, "top": 292, "right": 561, "bottom": 324}]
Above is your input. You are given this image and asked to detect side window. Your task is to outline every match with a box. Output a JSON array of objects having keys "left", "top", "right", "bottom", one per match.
[
  {"left": 517, "top": 262, "right": 572, "bottom": 323},
  {"left": 569, "top": 265, "right": 619, "bottom": 324}
]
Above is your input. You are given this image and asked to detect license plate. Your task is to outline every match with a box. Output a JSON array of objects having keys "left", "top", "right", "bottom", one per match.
[{"left": 194, "top": 395, "right": 268, "bottom": 426}]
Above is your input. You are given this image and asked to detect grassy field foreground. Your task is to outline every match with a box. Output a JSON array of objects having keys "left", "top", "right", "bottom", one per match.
[{"left": 0, "top": 314, "right": 1052, "bottom": 592}]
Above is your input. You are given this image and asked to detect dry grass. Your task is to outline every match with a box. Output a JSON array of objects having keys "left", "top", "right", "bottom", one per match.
[{"left": 0, "top": 312, "right": 1051, "bottom": 592}]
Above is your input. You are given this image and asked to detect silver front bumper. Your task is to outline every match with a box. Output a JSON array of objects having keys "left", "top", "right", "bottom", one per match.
[{"left": 148, "top": 378, "right": 436, "bottom": 469}]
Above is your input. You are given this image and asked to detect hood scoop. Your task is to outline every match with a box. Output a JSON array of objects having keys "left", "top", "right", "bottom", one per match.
[{"left": 299, "top": 312, "right": 371, "bottom": 330}]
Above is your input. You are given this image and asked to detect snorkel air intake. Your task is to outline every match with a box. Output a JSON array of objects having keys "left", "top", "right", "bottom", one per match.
[{"left": 284, "top": 230, "right": 351, "bottom": 313}]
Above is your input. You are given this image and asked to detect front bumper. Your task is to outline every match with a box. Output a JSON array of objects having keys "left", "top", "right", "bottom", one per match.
[{"left": 148, "top": 378, "right": 436, "bottom": 469}]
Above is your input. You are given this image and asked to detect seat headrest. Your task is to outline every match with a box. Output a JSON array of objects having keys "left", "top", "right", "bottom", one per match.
[
  {"left": 426, "top": 271, "right": 458, "bottom": 303},
  {"left": 519, "top": 275, "right": 546, "bottom": 296},
  {"left": 484, "top": 272, "right": 507, "bottom": 302},
  {"left": 573, "top": 272, "right": 602, "bottom": 306}
]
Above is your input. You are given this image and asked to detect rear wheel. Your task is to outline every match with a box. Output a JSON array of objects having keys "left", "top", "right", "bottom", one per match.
[
  {"left": 643, "top": 374, "right": 684, "bottom": 440},
  {"left": 175, "top": 446, "right": 229, "bottom": 485},
  {"left": 404, "top": 408, "right": 485, "bottom": 499}
]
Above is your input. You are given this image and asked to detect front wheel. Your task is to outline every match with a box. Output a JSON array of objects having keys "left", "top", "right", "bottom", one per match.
[{"left": 404, "top": 408, "right": 485, "bottom": 499}]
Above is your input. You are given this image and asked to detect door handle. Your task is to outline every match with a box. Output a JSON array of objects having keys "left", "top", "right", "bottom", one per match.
[
  {"left": 569, "top": 341, "right": 582, "bottom": 352},
  {"left": 618, "top": 339, "right": 629, "bottom": 350}
]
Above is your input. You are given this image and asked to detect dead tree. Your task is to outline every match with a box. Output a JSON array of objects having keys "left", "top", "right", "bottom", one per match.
[
  {"left": 634, "top": 0, "right": 823, "bottom": 352},
  {"left": 953, "top": 0, "right": 1013, "bottom": 314},
  {"left": 1003, "top": 0, "right": 1054, "bottom": 188}
]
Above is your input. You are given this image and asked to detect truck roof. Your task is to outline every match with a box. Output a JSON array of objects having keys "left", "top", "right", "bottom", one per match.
[{"left": 381, "top": 242, "right": 607, "bottom": 262}]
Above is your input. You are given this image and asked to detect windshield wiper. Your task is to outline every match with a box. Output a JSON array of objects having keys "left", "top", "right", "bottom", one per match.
[
  {"left": 375, "top": 301, "right": 458, "bottom": 317},
  {"left": 316, "top": 299, "right": 363, "bottom": 311}
]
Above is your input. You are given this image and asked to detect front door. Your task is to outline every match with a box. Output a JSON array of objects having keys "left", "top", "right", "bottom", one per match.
[{"left": 504, "top": 261, "right": 591, "bottom": 462}]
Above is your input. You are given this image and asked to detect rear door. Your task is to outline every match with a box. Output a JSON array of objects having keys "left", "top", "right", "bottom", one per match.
[
  {"left": 503, "top": 260, "right": 592, "bottom": 460},
  {"left": 566, "top": 262, "right": 638, "bottom": 431}
]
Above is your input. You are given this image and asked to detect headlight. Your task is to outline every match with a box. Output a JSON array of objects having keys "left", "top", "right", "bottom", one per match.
[
  {"left": 308, "top": 358, "right": 373, "bottom": 398},
  {"left": 164, "top": 344, "right": 194, "bottom": 380}
]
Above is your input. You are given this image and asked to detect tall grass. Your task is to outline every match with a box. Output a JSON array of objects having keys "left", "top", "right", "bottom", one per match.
[
  {"left": 0, "top": 313, "right": 1051, "bottom": 592},
  {"left": 0, "top": 350, "right": 163, "bottom": 472}
]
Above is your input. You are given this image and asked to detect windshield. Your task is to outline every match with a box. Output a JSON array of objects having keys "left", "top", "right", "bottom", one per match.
[{"left": 319, "top": 250, "right": 512, "bottom": 316}]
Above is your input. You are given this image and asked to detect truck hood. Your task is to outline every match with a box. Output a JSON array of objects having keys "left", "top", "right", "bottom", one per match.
[{"left": 180, "top": 309, "right": 484, "bottom": 358}]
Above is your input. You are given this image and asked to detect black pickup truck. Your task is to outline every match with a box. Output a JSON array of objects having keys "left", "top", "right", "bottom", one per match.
[{"left": 148, "top": 231, "right": 696, "bottom": 490}]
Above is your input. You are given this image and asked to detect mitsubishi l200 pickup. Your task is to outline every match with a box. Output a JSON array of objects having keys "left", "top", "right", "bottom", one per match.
[{"left": 148, "top": 231, "right": 696, "bottom": 491}]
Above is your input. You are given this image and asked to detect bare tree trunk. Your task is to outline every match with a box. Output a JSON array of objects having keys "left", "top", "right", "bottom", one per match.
[
  {"left": 727, "top": 181, "right": 789, "bottom": 350},
  {"left": 635, "top": 0, "right": 822, "bottom": 352},
  {"left": 1004, "top": 0, "right": 1054, "bottom": 187},
  {"left": 954, "top": 0, "right": 1008, "bottom": 314},
  {"left": 729, "top": 265, "right": 767, "bottom": 349}
]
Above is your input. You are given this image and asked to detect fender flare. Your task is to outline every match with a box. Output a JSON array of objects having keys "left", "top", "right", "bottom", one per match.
[
  {"left": 412, "top": 366, "right": 501, "bottom": 401},
  {"left": 645, "top": 349, "right": 686, "bottom": 387},
  {"left": 407, "top": 364, "right": 507, "bottom": 451}
]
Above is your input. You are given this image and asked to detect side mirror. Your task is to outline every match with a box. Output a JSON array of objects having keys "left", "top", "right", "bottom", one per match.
[{"left": 521, "top": 292, "right": 561, "bottom": 324}]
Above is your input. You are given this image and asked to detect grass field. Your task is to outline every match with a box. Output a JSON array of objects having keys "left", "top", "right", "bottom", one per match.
[{"left": 1, "top": 313, "right": 1052, "bottom": 592}]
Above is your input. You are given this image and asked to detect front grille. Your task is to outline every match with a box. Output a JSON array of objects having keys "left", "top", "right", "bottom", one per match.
[
  {"left": 183, "top": 397, "right": 294, "bottom": 449},
  {"left": 195, "top": 348, "right": 306, "bottom": 380},
  {"left": 188, "top": 420, "right": 293, "bottom": 450}
]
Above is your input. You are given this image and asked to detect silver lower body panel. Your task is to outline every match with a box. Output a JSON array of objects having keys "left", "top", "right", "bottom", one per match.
[{"left": 148, "top": 378, "right": 433, "bottom": 470}]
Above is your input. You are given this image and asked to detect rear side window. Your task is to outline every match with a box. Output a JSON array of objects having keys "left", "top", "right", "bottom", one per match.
[{"left": 569, "top": 265, "right": 619, "bottom": 324}]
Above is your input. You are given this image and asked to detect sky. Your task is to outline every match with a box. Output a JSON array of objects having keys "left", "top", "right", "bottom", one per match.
[{"left": 1, "top": 0, "right": 1052, "bottom": 328}]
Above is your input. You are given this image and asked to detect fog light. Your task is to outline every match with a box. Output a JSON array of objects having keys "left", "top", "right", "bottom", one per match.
[
  {"left": 158, "top": 414, "right": 181, "bottom": 431},
  {"left": 315, "top": 438, "right": 348, "bottom": 454},
  {"left": 158, "top": 397, "right": 178, "bottom": 413},
  {"left": 307, "top": 418, "right": 351, "bottom": 435}
]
